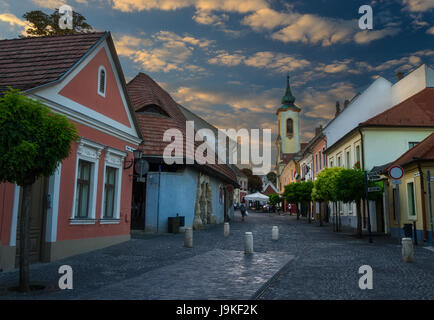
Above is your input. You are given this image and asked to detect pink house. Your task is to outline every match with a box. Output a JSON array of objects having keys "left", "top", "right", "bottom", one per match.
[
  {"left": 311, "top": 131, "right": 327, "bottom": 221},
  {"left": 0, "top": 33, "right": 143, "bottom": 271}
]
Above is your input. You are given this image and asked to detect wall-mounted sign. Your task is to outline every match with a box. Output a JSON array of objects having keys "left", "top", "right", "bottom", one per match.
[
  {"left": 368, "top": 186, "right": 381, "bottom": 192},
  {"left": 126, "top": 145, "right": 135, "bottom": 152}
]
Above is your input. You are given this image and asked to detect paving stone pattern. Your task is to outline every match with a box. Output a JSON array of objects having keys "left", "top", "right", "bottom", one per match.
[{"left": 0, "top": 211, "right": 433, "bottom": 300}]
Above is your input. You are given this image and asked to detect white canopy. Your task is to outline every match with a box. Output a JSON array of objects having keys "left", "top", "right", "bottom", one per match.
[{"left": 244, "top": 192, "right": 269, "bottom": 202}]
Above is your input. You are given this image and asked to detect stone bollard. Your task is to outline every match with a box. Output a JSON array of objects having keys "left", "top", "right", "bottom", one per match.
[
  {"left": 402, "top": 238, "right": 414, "bottom": 262},
  {"left": 244, "top": 232, "right": 254, "bottom": 254},
  {"left": 224, "top": 222, "right": 230, "bottom": 237},
  {"left": 184, "top": 227, "right": 193, "bottom": 248},
  {"left": 272, "top": 226, "right": 279, "bottom": 241}
]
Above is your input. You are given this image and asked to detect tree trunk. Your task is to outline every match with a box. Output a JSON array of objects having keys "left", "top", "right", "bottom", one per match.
[
  {"left": 319, "top": 202, "right": 323, "bottom": 227},
  {"left": 356, "top": 200, "right": 362, "bottom": 238},
  {"left": 19, "top": 184, "right": 32, "bottom": 292},
  {"left": 307, "top": 202, "right": 311, "bottom": 224},
  {"left": 296, "top": 204, "right": 300, "bottom": 220}
]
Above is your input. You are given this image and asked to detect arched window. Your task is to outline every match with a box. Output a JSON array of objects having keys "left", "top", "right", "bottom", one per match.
[
  {"left": 286, "top": 118, "right": 293, "bottom": 137},
  {"left": 98, "top": 66, "right": 106, "bottom": 97}
]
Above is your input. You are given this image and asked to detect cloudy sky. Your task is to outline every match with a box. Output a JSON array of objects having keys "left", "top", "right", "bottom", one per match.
[{"left": 1, "top": 0, "right": 433, "bottom": 168}]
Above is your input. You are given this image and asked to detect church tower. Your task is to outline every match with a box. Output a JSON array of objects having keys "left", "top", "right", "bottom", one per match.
[{"left": 276, "top": 74, "right": 301, "bottom": 179}]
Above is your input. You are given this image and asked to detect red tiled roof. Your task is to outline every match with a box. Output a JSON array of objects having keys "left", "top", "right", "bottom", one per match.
[
  {"left": 361, "top": 88, "right": 434, "bottom": 127},
  {"left": 0, "top": 32, "right": 106, "bottom": 94},
  {"left": 388, "top": 132, "right": 434, "bottom": 169},
  {"left": 127, "top": 73, "right": 237, "bottom": 184}
]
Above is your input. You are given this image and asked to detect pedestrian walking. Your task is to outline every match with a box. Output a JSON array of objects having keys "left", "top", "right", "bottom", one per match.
[{"left": 240, "top": 203, "right": 247, "bottom": 221}]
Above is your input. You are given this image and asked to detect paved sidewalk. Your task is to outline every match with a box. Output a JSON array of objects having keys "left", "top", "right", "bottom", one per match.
[
  {"left": 0, "top": 211, "right": 433, "bottom": 300},
  {"left": 0, "top": 211, "right": 295, "bottom": 300}
]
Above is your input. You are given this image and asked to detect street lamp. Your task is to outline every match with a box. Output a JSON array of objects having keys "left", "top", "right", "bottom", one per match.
[{"left": 124, "top": 148, "right": 143, "bottom": 169}]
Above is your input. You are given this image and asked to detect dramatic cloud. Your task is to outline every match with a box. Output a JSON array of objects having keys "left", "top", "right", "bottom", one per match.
[
  {"left": 31, "top": 0, "right": 89, "bottom": 8},
  {"left": 241, "top": 8, "right": 291, "bottom": 30},
  {"left": 402, "top": 0, "right": 434, "bottom": 12},
  {"left": 0, "top": 13, "right": 27, "bottom": 27},
  {"left": 300, "top": 82, "right": 357, "bottom": 121},
  {"left": 114, "top": 31, "right": 213, "bottom": 73},
  {"left": 208, "top": 51, "right": 245, "bottom": 66},
  {"left": 354, "top": 28, "right": 400, "bottom": 44},
  {"left": 0, "top": 13, "right": 30, "bottom": 37},
  {"left": 111, "top": 0, "right": 268, "bottom": 13},
  {"left": 208, "top": 50, "right": 311, "bottom": 73},
  {"left": 427, "top": 26, "right": 434, "bottom": 35},
  {"left": 242, "top": 8, "right": 400, "bottom": 46}
]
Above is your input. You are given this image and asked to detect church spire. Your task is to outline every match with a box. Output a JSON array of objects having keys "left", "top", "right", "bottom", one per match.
[{"left": 282, "top": 73, "right": 296, "bottom": 106}]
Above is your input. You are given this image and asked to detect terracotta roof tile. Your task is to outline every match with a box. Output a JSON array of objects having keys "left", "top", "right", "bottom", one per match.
[
  {"left": 0, "top": 32, "right": 106, "bottom": 94},
  {"left": 362, "top": 88, "right": 434, "bottom": 127},
  {"left": 127, "top": 73, "right": 237, "bottom": 184}
]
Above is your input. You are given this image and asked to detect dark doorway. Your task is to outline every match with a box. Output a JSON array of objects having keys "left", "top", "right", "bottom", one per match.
[
  {"left": 131, "top": 178, "right": 147, "bottom": 230},
  {"left": 375, "top": 198, "right": 385, "bottom": 233},
  {"left": 15, "top": 177, "right": 48, "bottom": 266}
]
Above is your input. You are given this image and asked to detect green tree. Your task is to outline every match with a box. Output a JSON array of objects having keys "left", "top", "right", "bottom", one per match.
[
  {"left": 334, "top": 168, "right": 365, "bottom": 237},
  {"left": 0, "top": 89, "right": 78, "bottom": 291},
  {"left": 312, "top": 167, "right": 343, "bottom": 230},
  {"left": 23, "top": 9, "right": 93, "bottom": 37},
  {"left": 283, "top": 181, "right": 314, "bottom": 221},
  {"left": 268, "top": 193, "right": 281, "bottom": 212},
  {"left": 266, "top": 171, "right": 277, "bottom": 184}
]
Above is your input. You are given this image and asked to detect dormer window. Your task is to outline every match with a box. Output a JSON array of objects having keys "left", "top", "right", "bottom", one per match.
[
  {"left": 98, "top": 66, "right": 106, "bottom": 97},
  {"left": 136, "top": 104, "right": 170, "bottom": 117}
]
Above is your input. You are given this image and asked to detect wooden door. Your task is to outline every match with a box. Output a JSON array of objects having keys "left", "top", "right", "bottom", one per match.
[{"left": 16, "top": 177, "right": 47, "bottom": 266}]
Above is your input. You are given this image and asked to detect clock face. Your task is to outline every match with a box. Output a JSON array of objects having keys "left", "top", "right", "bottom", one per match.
[{"left": 134, "top": 159, "right": 149, "bottom": 176}]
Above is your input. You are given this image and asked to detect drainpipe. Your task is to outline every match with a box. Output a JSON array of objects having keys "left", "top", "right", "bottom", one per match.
[
  {"left": 157, "top": 164, "right": 162, "bottom": 233},
  {"left": 358, "top": 127, "right": 367, "bottom": 228},
  {"left": 414, "top": 158, "right": 428, "bottom": 242}
]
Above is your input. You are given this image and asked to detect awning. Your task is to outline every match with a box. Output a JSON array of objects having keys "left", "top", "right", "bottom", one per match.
[{"left": 244, "top": 192, "right": 269, "bottom": 202}]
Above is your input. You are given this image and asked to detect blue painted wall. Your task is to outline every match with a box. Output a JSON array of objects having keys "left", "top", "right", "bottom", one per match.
[{"left": 145, "top": 167, "right": 233, "bottom": 232}]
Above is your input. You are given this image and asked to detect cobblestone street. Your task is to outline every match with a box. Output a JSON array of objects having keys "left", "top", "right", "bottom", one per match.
[{"left": 0, "top": 211, "right": 433, "bottom": 300}]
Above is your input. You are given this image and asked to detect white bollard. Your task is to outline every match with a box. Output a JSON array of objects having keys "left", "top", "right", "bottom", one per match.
[
  {"left": 224, "top": 222, "right": 230, "bottom": 237},
  {"left": 244, "top": 232, "right": 254, "bottom": 254},
  {"left": 184, "top": 227, "right": 193, "bottom": 248},
  {"left": 272, "top": 226, "right": 279, "bottom": 241},
  {"left": 402, "top": 237, "right": 414, "bottom": 262}
]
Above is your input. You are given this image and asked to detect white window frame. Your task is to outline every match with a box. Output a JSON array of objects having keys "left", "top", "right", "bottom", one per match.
[
  {"left": 100, "top": 147, "right": 126, "bottom": 224},
  {"left": 345, "top": 147, "right": 351, "bottom": 169},
  {"left": 98, "top": 65, "right": 107, "bottom": 97},
  {"left": 406, "top": 179, "right": 417, "bottom": 220},
  {"left": 329, "top": 155, "right": 335, "bottom": 168},
  {"left": 70, "top": 139, "right": 104, "bottom": 225},
  {"left": 337, "top": 153, "right": 342, "bottom": 167},
  {"left": 354, "top": 144, "right": 361, "bottom": 166}
]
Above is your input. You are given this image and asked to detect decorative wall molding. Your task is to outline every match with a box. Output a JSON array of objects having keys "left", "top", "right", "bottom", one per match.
[{"left": 77, "top": 139, "right": 104, "bottom": 161}]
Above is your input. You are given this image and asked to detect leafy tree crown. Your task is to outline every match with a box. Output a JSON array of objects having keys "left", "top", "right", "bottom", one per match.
[
  {"left": 0, "top": 89, "right": 79, "bottom": 186},
  {"left": 23, "top": 9, "right": 93, "bottom": 36}
]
